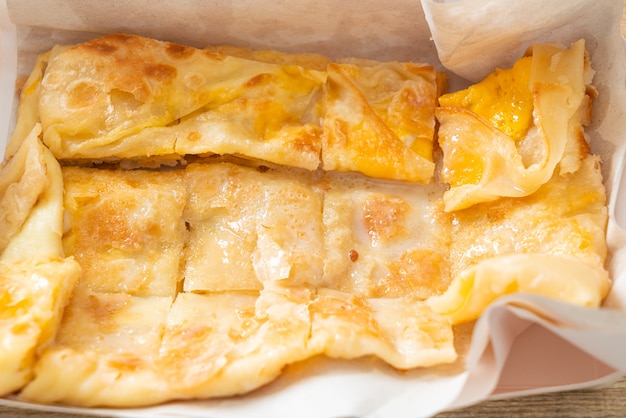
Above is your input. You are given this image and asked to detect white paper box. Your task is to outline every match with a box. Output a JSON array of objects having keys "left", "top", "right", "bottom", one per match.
[{"left": 1, "top": 0, "right": 626, "bottom": 416}]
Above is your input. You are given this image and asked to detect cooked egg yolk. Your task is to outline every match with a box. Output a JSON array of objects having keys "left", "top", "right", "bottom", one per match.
[
  {"left": 438, "top": 56, "right": 533, "bottom": 143},
  {"left": 442, "top": 143, "right": 485, "bottom": 187}
]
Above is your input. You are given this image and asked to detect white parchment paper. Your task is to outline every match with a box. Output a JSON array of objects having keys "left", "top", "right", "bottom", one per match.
[{"left": 1, "top": 0, "right": 626, "bottom": 416}]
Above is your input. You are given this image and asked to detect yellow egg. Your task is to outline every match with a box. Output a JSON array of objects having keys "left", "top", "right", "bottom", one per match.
[{"left": 438, "top": 56, "right": 534, "bottom": 143}]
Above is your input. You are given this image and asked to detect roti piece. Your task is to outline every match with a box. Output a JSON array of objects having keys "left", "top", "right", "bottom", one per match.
[
  {"left": 322, "top": 62, "right": 440, "bottom": 182},
  {"left": 12, "top": 33, "right": 440, "bottom": 182},
  {"left": 19, "top": 290, "right": 174, "bottom": 406},
  {"left": 428, "top": 154, "right": 609, "bottom": 323},
  {"left": 437, "top": 39, "right": 595, "bottom": 210},
  {"left": 0, "top": 35, "right": 610, "bottom": 409},
  {"left": 18, "top": 161, "right": 456, "bottom": 406},
  {"left": 62, "top": 167, "right": 187, "bottom": 297},
  {"left": 29, "top": 34, "right": 327, "bottom": 169},
  {"left": 309, "top": 290, "right": 455, "bottom": 369},
  {"left": 0, "top": 126, "right": 81, "bottom": 396},
  {"left": 204, "top": 45, "right": 443, "bottom": 183},
  {"left": 183, "top": 162, "right": 324, "bottom": 292},
  {"left": 0, "top": 126, "right": 48, "bottom": 253},
  {"left": 319, "top": 171, "right": 451, "bottom": 298}
]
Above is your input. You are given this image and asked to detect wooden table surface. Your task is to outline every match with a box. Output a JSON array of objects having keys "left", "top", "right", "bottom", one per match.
[{"left": 2, "top": 4, "right": 626, "bottom": 418}]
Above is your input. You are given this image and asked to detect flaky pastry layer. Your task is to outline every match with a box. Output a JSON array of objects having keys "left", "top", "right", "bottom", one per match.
[
  {"left": 0, "top": 36, "right": 610, "bottom": 408},
  {"left": 9, "top": 34, "right": 442, "bottom": 183}
]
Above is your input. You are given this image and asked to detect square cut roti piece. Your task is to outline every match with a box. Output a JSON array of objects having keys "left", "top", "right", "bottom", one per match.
[
  {"left": 321, "top": 62, "right": 440, "bottom": 183},
  {"left": 318, "top": 172, "right": 451, "bottom": 299},
  {"left": 308, "top": 289, "right": 456, "bottom": 369},
  {"left": 19, "top": 290, "right": 174, "bottom": 406},
  {"left": 158, "top": 290, "right": 313, "bottom": 399},
  {"left": 62, "top": 167, "right": 187, "bottom": 297},
  {"left": 183, "top": 162, "right": 325, "bottom": 292},
  {"left": 0, "top": 126, "right": 81, "bottom": 397}
]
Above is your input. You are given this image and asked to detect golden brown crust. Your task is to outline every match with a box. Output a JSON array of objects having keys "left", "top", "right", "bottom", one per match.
[
  {"left": 27, "top": 33, "right": 440, "bottom": 182},
  {"left": 1, "top": 35, "right": 609, "bottom": 409},
  {"left": 18, "top": 161, "right": 457, "bottom": 406},
  {"left": 436, "top": 40, "right": 595, "bottom": 210}
]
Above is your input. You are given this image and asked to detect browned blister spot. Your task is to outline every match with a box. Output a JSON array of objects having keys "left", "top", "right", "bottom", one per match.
[
  {"left": 290, "top": 126, "right": 322, "bottom": 154},
  {"left": 202, "top": 48, "right": 226, "bottom": 61},
  {"left": 66, "top": 81, "right": 101, "bottom": 109},
  {"left": 163, "top": 325, "right": 216, "bottom": 360},
  {"left": 184, "top": 73, "right": 207, "bottom": 90},
  {"left": 108, "top": 354, "right": 145, "bottom": 372},
  {"left": 79, "top": 34, "right": 139, "bottom": 55},
  {"left": 187, "top": 131, "right": 202, "bottom": 142},
  {"left": 375, "top": 249, "right": 448, "bottom": 298},
  {"left": 245, "top": 73, "right": 273, "bottom": 89},
  {"left": 81, "top": 203, "right": 143, "bottom": 252},
  {"left": 142, "top": 63, "right": 177, "bottom": 82},
  {"left": 85, "top": 293, "right": 130, "bottom": 323},
  {"left": 312, "top": 292, "right": 382, "bottom": 339},
  {"left": 79, "top": 39, "right": 118, "bottom": 55},
  {"left": 165, "top": 42, "right": 196, "bottom": 60},
  {"left": 486, "top": 205, "right": 507, "bottom": 223},
  {"left": 361, "top": 195, "right": 409, "bottom": 245}
]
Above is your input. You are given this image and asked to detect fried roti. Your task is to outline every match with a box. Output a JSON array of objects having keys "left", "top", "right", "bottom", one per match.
[
  {"left": 0, "top": 126, "right": 80, "bottom": 395},
  {"left": 0, "top": 36, "right": 611, "bottom": 408},
  {"left": 437, "top": 40, "right": 595, "bottom": 211},
  {"left": 19, "top": 162, "right": 456, "bottom": 407},
  {"left": 9, "top": 34, "right": 441, "bottom": 183}
]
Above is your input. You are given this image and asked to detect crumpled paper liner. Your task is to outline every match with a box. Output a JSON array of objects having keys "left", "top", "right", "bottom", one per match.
[{"left": 1, "top": 0, "right": 626, "bottom": 416}]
